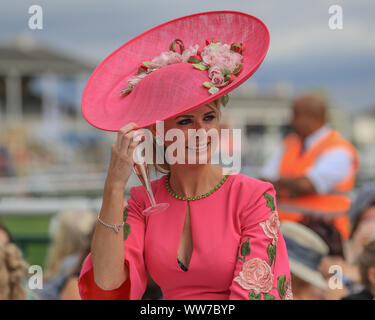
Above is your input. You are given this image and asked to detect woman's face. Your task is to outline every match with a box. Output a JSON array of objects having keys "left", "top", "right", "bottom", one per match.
[
  {"left": 349, "top": 206, "right": 375, "bottom": 263},
  {"left": 156, "top": 104, "right": 221, "bottom": 166}
]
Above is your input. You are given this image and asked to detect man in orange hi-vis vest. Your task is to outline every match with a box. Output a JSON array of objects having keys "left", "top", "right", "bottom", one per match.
[{"left": 260, "top": 93, "right": 360, "bottom": 240}]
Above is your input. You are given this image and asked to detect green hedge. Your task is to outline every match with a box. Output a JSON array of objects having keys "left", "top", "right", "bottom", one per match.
[{"left": 0, "top": 215, "right": 51, "bottom": 268}]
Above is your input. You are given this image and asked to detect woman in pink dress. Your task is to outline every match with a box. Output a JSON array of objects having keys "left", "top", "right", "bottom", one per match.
[{"left": 78, "top": 11, "right": 292, "bottom": 300}]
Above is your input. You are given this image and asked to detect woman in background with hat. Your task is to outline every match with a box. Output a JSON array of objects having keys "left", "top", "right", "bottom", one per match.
[
  {"left": 78, "top": 11, "right": 291, "bottom": 300},
  {"left": 280, "top": 222, "right": 328, "bottom": 300}
]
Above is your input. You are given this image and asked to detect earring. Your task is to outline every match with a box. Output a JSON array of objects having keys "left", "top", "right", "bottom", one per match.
[{"left": 155, "top": 135, "right": 164, "bottom": 146}]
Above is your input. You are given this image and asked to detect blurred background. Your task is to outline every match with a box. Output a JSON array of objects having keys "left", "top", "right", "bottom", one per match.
[{"left": 0, "top": 1, "right": 374, "bottom": 300}]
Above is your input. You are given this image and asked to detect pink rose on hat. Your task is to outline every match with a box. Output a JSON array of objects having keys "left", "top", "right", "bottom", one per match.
[
  {"left": 208, "top": 66, "right": 225, "bottom": 87},
  {"left": 201, "top": 42, "right": 242, "bottom": 73},
  {"left": 234, "top": 257, "right": 274, "bottom": 294}
]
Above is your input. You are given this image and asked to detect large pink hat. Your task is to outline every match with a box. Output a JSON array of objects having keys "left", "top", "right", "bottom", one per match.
[{"left": 81, "top": 10, "right": 270, "bottom": 131}]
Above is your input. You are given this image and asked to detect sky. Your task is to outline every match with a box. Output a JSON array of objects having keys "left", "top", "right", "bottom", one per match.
[{"left": 0, "top": 0, "right": 374, "bottom": 113}]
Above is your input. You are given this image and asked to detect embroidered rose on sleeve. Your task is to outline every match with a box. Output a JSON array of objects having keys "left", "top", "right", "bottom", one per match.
[
  {"left": 260, "top": 210, "right": 280, "bottom": 245},
  {"left": 234, "top": 257, "right": 274, "bottom": 294},
  {"left": 284, "top": 278, "right": 293, "bottom": 300}
]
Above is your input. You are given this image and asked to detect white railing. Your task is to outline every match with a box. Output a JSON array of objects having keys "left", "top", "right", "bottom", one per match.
[
  {"left": 0, "top": 172, "right": 140, "bottom": 215},
  {"left": 0, "top": 196, "right": 103, "bottom": 215},
  {"left": 0, "top": 171, "right": 145, "bottom": 196}
]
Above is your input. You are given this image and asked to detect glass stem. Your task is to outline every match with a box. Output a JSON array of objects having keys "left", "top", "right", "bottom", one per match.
[{"left": 145, "top": 178, "right": 157, "bottom": 207}]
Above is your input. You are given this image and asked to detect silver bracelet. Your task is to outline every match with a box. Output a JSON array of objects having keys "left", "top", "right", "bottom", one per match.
[{"left": 97, "top": 215, "right": 124, "bottom": 233}]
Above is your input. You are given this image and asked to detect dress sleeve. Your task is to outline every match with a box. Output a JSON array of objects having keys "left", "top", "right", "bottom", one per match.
[
  {"left": 229, "top": 182, "right": 293, "bottom": 300},
  {"left": 78, "top": 186, "right": 148, "bottom": 300}
]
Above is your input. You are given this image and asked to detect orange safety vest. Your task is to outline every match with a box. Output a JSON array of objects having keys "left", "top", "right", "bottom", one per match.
[{"left": 277, "top": 129, "right": 360, "bottom": 240}]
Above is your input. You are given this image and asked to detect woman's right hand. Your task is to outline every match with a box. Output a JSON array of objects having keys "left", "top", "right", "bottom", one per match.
[{"left": 105, "top": 122, "right": 144, "bottom": 190}]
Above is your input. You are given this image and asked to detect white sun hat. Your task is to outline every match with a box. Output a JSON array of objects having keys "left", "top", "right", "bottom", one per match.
[{"left": 280, "top": 221, "right": 329, "bottom": 290}]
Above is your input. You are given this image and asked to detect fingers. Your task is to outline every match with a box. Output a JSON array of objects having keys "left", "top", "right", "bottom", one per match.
[
  {"left": 126, "top": 129, "right": 145, "bottom": 157},
  {"left": 115, "top": 122, "right": 140, "bottom": 152},
  {"left": 121, "top": 130, "right": 136, "bottom": 152},
  {"left": 116, "top": 122, "right": 137, "bottom": 149},
  {"left": 114, "top": 123, "right": 147, "bottom": 166}
]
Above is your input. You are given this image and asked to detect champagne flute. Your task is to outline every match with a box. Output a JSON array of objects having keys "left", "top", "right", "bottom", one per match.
[{"left": 132, "top": 132, "right": 169, "bottom": 216}]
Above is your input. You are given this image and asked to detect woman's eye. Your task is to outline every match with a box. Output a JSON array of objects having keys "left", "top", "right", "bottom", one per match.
[
  {"left": 177, "top": 119, "right": 192, "bottom": 125},
  {"left": 177, "top": 115, "right": 215, "bottom": 125},
  {"left": 204, "top": 115, "right": 215, "bottom": 121}
]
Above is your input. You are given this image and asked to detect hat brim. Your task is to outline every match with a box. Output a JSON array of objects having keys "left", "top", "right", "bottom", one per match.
[
  {"left": 82, "top": 10, "right": 270, "bottom": 131},
  {"left": 290, "top": 258, "right": 328, "bottom": 290}
]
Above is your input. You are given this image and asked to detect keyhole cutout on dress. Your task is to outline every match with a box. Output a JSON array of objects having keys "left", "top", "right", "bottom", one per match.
[{"left": 177, "top": 201, "right": 193, "bottom": 271}]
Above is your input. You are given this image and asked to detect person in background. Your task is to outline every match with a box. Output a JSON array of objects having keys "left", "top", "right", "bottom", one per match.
[
  {"left": 59, "top": 207, "right": 163, "bottom": 300},
  {"left": 347, "top": 182, "right": 375, "bottom": 265},
  {"left": 301, "top": 216, "right": 345, "bottom": 258},
  {"left": 0, "top": 242, "right": 28, "bottom": 300},
  {"left": 59, "top": 224, "right": 95, "bottom": 300},
  {"left": 280, "top": 221, "right": 328, "bottom": 300},
  {"left": 261, "top": 93, "right": 360, "bottom": 241},
  {"left": 300, "top": 216, "right": 349, "bottom": 299},
  {"left": 0, "top": 222, "right": 15, "bottom": 245},
  {"left": 0, "top": 221, "right": 40, "bottom": 299},
  {"left": 348, "top": 205, "right": 375, "bottom": 264},
  {"left": 342, "top": 240, "right": 375, "bottom": 300},
  {"left": 319, "top": 184, "right": 375, "bottom": 296},
  {"left": 34, "top": 209, "right": 96, "bottom": 300}
]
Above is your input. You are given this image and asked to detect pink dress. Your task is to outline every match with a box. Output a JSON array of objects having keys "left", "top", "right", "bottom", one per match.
[{"left": 78, "top": 172, "right": 292, "bottom": 300}]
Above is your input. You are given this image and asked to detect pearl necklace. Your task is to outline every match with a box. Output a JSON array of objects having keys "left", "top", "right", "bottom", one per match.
[{"left": 166, "top": 170, "right": 232, "bottom": 201}]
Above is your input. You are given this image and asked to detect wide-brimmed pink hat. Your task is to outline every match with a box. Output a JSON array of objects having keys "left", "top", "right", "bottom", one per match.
[{"left": 81, "top": 10, "right": 270, "bottom": 131}]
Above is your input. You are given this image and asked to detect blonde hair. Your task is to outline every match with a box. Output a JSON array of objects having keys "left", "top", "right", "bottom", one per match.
[
  {"left": 0, "top": 243, "right": 28, "bottom": 300},
  {"left": 44, "top": 210, "right": 96, "bottom": 279},
  {"left": 149, "top": 98, "right": 222, "bottom": 176}
]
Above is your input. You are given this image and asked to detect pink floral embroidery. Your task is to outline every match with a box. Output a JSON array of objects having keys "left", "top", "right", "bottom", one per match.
[
  {"left": 260, "top": 210, "right": 280, "bottom": 245},
  {"left": 234, "top": 257, "right": 274, "bottom": 294},
  {"left": 284, "top": 278, "right": 293, "bottom": 300}
]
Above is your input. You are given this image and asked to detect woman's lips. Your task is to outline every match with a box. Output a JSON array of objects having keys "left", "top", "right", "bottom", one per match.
[{"left": 186, "top": 141, "right": 210, "bottom": 152}]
